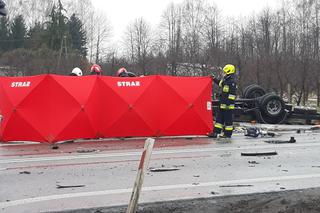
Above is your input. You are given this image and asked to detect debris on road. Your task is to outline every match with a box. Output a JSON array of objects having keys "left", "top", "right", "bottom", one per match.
[
  {"left": 244, "top": 127, "right": 260, "bottom": 138},
  {"left": 248, "top": 161, "right": 259, "bottom": 164},
  {"left": 241, "top": 151, "right": 278, "bottom": 156},
  {"left": 210, "top": 191, "right": 219, "bottom": 195},
  {"left": 76, "top": 149, "right": 98, "bottom": 153},
  {"left": 234, "top": 126, "right": 246, "bottom": 133},
  {"left": 219, "top": 184, "right": 253, "bottom": 188},
  {"left": 264, "top": 132, "right": 276, "bottom": 137},
  {"left": 173, "top": 164, "right": 185, "bottom": 168},
  {"left": 312, "top": 166, "right": 320, "bottom": 168},
  {"left": 220, "top": 153, "right": 232, "bottom": 158},
  {"left": 193, "top": 175, "right": 200, "bottom": 178},
  {"left": 149, "top": 168, "right": 180, "bottom": 172},
  {"left": 265, "top": 137, "right": 296, "bottom": 144},
  {"left": 56, "top": 184, "right": 85, "bottom": 189},
  {"left": 19, "top": 171, "right": 31, "bottom": 174},
  {"left": 310, "top": 125, "right": 320, "bottom": 130},
  {"left": 51, "top": 144, "right": 59, "bottom": 150},
  {"left": 244, "top": 127, "right": 277, "bottom": 138}
]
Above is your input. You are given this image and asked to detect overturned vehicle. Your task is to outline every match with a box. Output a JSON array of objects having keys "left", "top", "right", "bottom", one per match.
[{"left": 212, "top": 84, "right": 320, "bottom": 125}]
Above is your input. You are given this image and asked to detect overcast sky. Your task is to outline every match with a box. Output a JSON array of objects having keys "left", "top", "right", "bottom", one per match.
[{"left": 91, "top": 0, "right": 281, "bottom": 44}]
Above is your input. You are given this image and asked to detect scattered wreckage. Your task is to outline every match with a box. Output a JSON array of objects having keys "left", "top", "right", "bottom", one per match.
[{"left": 212, "top": 84, "right": 320, "bottom": 125}]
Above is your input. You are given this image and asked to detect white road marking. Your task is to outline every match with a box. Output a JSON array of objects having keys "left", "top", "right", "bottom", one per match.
[
  {"left": 1, "top": 173, "right": 320, "bottom": 208},
  {"left": 0, "top": 136, "right": 207, "bottom": 147},
  {"left": 1, "top": 142, "right": 320, "bottom": 164}
]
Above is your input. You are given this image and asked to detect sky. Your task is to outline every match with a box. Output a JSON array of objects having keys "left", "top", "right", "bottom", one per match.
[{"left": 91, "top": 0, "right": 281, "bottom": 43}]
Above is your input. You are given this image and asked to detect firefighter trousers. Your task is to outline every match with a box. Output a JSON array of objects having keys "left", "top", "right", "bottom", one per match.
[{"left": 214, "top": 108, "right": 234, "bottom": 137}]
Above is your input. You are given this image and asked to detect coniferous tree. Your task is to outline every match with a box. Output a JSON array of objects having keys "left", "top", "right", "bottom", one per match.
[
  {"left": 27, "top": 22, "right": 46, "bottom": 49},
  {"left": 0, "top": 16, "right": 9, "bottom": 52},
  {"left": 68, "top": 14, "right": 87, "bottom": 57},
  {"left": 46, "top": 0, "right": 69, "bottom": 50},
  {"left": 9, "top": 15, "right": 27, "bottom": 49}
]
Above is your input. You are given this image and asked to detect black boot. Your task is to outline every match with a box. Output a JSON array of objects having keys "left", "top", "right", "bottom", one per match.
[{"left": 208, "top": 132, "right": 218, "bottom": 138}]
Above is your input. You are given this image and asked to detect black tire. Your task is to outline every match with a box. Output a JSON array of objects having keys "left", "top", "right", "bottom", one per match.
[
  {"left": 242, "top": 84, "right": 255, "bottom": 98},
  {"left": 259, "top": 93, "right": 285, "bottom": 118},
  {"left": 259, "top": 112, "right": 287, "bottom": 124},
  {"left": 243, "top": 84, "right": 266, "bottom": 99},
  {"left": 254, "top": 108, "right": 287, "bottom": 124}
]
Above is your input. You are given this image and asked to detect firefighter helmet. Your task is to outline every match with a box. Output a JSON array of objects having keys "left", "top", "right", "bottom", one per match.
[
  {"left": 223, "top": 64, "right": 236, "bottom": 75},
  {"left": 90, "top": 64, "right": 102, "bottom": 75},
  {"left": 116, "top": 67, "right": 128, "bottom": 77},
  {"left": 71, "top": 67, "right": 83, "bottom": 76}
]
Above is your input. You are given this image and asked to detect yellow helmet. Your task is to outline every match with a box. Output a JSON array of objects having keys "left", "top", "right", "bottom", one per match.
[{"left": 223, "top": 64, "right": 236, "bottom": 75}]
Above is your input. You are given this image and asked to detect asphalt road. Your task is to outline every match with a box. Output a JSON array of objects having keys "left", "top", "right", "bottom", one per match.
[{"left": 1, "top": 125, "right": 320, "bottom": 213}]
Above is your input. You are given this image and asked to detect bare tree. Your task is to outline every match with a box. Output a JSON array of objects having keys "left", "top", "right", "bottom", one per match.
[
  {"left": 124, "top": 17, "right": 152, "bottom": 75},
  {"left": 159, "top": 2, "right": 183, "bottom": 75},
  {"left": 81, "top": 9, "right": 111, "bottom": 64},
  {"left": 203, "top": 3, "right": 222, "bottom": 66},
  {"left": 5, "top": 0, "right": 54, "bottom": 25},
  {"left": 312, "top": 0, "right": 320, "bottom": 106},
  {"left": 181, "top": 0, "right": 206, "bottom": 68}
]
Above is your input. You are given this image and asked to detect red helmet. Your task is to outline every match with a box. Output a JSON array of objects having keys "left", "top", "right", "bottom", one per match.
[
  {"left": 116, "top": 67, "right": 128, "bottom": 77},
  {"left": 90, "top": 64, "right": 102, "bottom": 75}
]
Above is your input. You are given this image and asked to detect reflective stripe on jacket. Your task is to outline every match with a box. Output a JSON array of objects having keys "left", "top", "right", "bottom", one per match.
[{"left": 213, "top": 74, "right": 237, "bottom": 109}]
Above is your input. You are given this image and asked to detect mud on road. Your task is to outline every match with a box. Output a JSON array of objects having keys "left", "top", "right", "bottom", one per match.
[{"left": 53, "top": 187, "right": 320, "bottom": 213}]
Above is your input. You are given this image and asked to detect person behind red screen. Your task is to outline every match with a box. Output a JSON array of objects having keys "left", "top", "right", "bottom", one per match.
[
  {"left": 69, "top": 67, "right": 83, "bottom": 76},
  {"left": 116, "top": 67, "right": 137, "bottom": 77},
  {"left": 90, "top": 64, "right": 102, "bottom": 75}
]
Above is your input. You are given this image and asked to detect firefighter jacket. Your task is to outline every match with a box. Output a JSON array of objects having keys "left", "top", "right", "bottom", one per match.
[{"left": 213, "top": 74, "right": 237, "bottom": 110}]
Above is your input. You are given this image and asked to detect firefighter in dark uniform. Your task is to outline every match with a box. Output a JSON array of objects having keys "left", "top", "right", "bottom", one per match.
[{"left": 210, "top": 64, "right": 237, "bottom": 138}]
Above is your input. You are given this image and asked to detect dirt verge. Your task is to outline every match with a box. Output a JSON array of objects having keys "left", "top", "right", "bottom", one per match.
[{"left": 50, "top": 188, "right": 320, "bottom": 213}]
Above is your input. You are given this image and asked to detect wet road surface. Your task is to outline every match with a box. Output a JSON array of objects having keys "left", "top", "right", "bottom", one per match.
[{"left": 1, "top": 126, "right": 320, "bottom": 212}]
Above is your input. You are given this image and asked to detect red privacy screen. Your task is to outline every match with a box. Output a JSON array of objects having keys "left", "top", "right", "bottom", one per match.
[{"left": 0, "top": 75, "right": 213, "bottom": 143}]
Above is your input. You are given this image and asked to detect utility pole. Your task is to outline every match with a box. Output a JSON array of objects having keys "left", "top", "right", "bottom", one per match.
[
  {"left": 57, "top": 35, "right": 68, "bottom": 74},
  {"left": 64, "top": 35, "right": 68, "bottom": 60}
]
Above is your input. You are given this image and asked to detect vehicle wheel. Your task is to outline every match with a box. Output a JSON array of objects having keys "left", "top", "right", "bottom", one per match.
[
  {"left": 242, "top": 84, "right": 255, "bottom": 98},
  {"left": 260, "top": 112, "right": 287, "bottom": 124},
  {"left": 255, "top": 108, "right": 287, "bottom": 124},
  {"left": 243, "top": 84, "right": 266, "bottom": 99},
  {"left": 259, "top": 93, "right": 285, "bottom": 118}
]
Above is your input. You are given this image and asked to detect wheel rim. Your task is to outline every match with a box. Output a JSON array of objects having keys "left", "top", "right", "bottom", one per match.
[{"left": 266, "top": 99, "right": 282, "bottom": 115}]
